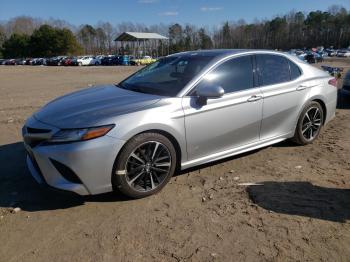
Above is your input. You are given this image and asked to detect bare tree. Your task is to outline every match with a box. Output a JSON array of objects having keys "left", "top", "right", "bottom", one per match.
[{"left": 98, "top": 22, "right": 115, "bottom": 53}]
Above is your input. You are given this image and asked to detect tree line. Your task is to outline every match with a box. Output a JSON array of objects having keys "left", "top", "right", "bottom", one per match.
[{"left": 0, "top": 5, "right": 349, "bottom": 59}]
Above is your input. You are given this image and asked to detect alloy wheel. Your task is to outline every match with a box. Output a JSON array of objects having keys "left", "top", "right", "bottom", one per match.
[
  {"left": 301, "top": 106, "right": 322, "bottom": 141},
  {"left": 125, "top": 141, "right": 172, "bottom": 192}
]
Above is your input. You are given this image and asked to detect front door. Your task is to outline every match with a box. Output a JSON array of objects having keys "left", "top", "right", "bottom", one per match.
[{"left": 182, "top": 55, "right": 263, "bottom": 162}]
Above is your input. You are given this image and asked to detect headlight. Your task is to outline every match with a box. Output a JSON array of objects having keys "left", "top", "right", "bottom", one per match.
[{"left": 49, "top": 124, "right": 115, "bottom": 143}]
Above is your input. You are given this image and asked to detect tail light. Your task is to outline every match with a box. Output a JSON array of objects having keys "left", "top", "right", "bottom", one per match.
[{"left": 328, "top": 78, "right": 337, "bottom": 88}]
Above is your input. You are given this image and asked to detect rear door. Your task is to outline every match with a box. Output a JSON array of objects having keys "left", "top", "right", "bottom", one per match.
[{"left": 256, "top": 54, "right": 310, "bottom": 140}]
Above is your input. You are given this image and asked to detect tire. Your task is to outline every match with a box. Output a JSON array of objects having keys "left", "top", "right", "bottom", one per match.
[
  {"left": 112, "top": 132, "right": 177, "bottom": 198},
  {"left": 292, "top": 101, "right": 324, "bottom": 145}
]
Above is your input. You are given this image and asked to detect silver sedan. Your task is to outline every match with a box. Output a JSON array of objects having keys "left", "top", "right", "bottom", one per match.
[{"left": 22, "top": 50, "right": 337, "bottom": 198}]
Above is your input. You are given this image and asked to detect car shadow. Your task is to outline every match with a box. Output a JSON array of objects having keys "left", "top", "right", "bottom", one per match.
[
  {"left": 0, "top": 142, "right": 129, "bottom": 212},
  {"left": 247, "top": 181, "right": 350, "bottom": 223}
]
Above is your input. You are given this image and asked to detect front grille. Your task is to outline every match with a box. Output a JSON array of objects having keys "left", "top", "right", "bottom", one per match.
[
  {"left": 25, "top": 138, "right": 47, "bottom": 148},
  {"left": 50, "top": 158, "right": 82, "bottom": 184}
]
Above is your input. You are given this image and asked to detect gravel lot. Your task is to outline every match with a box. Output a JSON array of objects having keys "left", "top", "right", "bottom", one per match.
[{"left": 0, "top": 60, "right": 350, "bottom": 262}]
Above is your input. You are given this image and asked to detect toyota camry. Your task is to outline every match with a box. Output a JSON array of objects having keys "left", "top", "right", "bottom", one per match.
[{"left": 22, "top": 50, "right": 337, "bottom": 198}]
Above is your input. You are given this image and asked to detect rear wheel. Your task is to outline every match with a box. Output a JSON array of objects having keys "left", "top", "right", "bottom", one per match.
[
  {"left": 112, "top": 133, "right": 177, "bottom": 198},
  {"left": 292, "top": 101, "right": 324, "bottom": 145}
]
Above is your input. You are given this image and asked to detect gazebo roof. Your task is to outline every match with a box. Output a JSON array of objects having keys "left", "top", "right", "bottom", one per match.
[{"left": 115, "top": 32, "right": 168, "bottom": 41}]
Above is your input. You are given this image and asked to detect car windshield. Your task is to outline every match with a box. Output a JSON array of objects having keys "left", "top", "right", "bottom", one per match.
[{"left": 118, "top": 54, "right": 215, "bottom": 96}]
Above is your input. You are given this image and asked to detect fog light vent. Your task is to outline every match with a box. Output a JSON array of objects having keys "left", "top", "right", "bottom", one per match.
[{"left": 50, "top": 159, "right": 82, "bottom": 184}]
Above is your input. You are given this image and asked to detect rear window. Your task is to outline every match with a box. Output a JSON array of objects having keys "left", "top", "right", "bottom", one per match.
[{"left": 257, "top": 54, "right": 291, "bottom": 86}]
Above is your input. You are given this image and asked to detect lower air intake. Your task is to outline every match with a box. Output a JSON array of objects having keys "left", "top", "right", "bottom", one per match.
[{"left": 50, "top": 159, "right": 82, "bottom": 184}]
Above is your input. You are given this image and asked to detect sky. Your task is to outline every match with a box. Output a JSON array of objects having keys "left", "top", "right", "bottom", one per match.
[{"left": 1, "top": 0, "right": 349, "bottom": 27}]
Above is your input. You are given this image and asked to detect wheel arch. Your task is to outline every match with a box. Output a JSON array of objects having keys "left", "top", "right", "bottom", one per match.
[
  {"left": 311, "top": 98, "right": 327, "bottom": 125},
  {"left": 292, "top": 95, "right": 327, "bottom": 136}
]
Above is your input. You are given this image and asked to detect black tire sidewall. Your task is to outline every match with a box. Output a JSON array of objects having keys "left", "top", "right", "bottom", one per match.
[{"left": 112, "top": 133, "right": 177, "bottom": 198}]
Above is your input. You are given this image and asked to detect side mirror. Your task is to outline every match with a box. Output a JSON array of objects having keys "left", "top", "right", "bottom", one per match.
[{"left": 196, "top": 84, "right": 224, "bottom": 105}]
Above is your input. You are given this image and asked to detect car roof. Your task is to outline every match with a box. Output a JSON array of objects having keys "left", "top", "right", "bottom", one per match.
[
  {"left": 170, "top": 49, "right": 250, "bottom": 57},
  {"left": 169, "top": 49, "right": 293, "bottom": 59},
  {"left": 168, "top": 49, "right": 301, "bottom": 65}
]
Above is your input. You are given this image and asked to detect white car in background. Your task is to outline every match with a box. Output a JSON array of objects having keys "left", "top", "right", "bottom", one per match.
[
  {"left": 77, "top": 56, "right": 101, "bottom": 66},
  {"left": 337, "top": 49, "right": 350, "bottom": 57}
]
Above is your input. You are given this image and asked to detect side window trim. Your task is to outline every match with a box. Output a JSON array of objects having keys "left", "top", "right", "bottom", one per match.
[
  {"left": 288, "top": 61, "right": 292, "bottom": 80},
  {"left": 252, "top": 55, "right": 259, "bottom": 88}
]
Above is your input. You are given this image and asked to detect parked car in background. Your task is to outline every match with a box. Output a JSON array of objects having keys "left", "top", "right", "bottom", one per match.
[
  {"left": 46, "top": 57, "right": 55, "bottom": 66},
  {"left": 77, "top": 56, "right": 101, "bottom": 66},
  {"left": 321, "top": 65, "right": 343, "bottom": 78},
  {"left": 31, "top": 58, "right": 39, "bottom": 65},
  {"left": 32, "top": 58, "right": 47, "bottom": 66},
  {"left": 70, "top": 57, "right": 79, "bottom": 66},
  {"left": 4, "top": 59, "right": 16, "bottom": 65},
  {"left": 305, "top": 53, "right": 316, "bottom": 63},
  {"left": 131, "top": 56, "right": 157, "bottom": 66},
  {"left": 337, "top": 49, "right": 350, "bottom": 57},
  {"left": 0, "top": 59, "right": 4, "bottom": 65},
  {"left": 25, "top": 58, "right": 33, "bottom": 65},
  {"left": 62, "top": 57, "right": 78, "bottom": 66},
  {"left": 325, "top": 49, "right": 337, "bottom": 57},
  {"left": 47, "top": 56, "right": 67, "bottom": 66},
  {"left": 305, "top": 52, "right": 323, "bottom": 64},
  {"left": 315, "top": 52, "right": 324, "bottom": 62},
  {"left": 15, "top": 58, "right": 26, "bottom": 65},
  {"left": 22, "top": 49, "right": 337, "bottom": 198},
  {"left": 101, "top": 55, "right": 118, "bottom": 65},
  {"left": 96, "top": 55, "right": 104, "bottom": 64}
]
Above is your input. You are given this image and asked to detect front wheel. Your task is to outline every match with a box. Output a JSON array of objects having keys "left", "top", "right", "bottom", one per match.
[
  {"left": 292, "top": 101, "right": 324, "bottom": 145},
  {"left": 112, "top": 133, "right": 177, "bottom": 198}
]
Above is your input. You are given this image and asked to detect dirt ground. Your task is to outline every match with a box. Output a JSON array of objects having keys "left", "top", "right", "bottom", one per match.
[{"left": 0, "top": 59, "right": 350, "bottom": 262}]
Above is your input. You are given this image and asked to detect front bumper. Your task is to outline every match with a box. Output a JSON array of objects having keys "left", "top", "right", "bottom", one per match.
[{"left": 23, "top": 118, "right": 125, "bottom": 195}]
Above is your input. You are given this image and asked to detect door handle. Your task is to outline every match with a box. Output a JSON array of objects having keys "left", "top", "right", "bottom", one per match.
[
  {"left": 296, "top": 85, "right": 308, "bottom": 91},
  {"left": 247, "top": 95, "right": 263, "bottom": 102}
]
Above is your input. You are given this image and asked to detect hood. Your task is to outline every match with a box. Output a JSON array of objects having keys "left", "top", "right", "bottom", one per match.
[{"left": 34, "top": 85, "right": 161, "bottom": 128}]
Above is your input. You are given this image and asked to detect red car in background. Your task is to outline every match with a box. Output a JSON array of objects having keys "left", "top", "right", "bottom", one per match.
[{"left": 62, "top": 57, "right": 79, "bottom": 66}]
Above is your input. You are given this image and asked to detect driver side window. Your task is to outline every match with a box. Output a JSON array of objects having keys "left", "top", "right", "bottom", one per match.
[{"left": 192, "top": 55, "right": 254, "bottom": 95}]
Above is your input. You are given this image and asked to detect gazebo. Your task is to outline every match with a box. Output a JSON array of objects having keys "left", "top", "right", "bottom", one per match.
[{"left": 114, "top": 32, "right": 169, "bottom": 58}]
